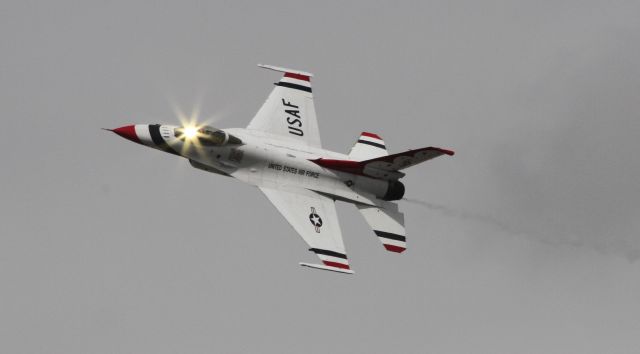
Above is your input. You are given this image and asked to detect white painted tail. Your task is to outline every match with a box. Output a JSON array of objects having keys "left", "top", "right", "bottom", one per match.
[
  {"left": 348, "top": 132, "right": 388, "bottom": 161},
  {"left": 357, "top": 202, "right": 406, "bottom": 253}
]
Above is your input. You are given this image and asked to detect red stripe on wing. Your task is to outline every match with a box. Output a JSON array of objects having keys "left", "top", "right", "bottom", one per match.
[
  {"left": 323, "top": 261, "right": 351, "bottom": 269},
  {"left": 284, "top": 72, "right": 311, "bottom": 82},
  {"left": 383, "top": 244, "right": 406, "bottom": 253}
]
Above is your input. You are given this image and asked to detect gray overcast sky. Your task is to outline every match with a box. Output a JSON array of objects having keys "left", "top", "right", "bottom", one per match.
[{"left": 1, "top": 1, "right": 639, "bottom": 353}]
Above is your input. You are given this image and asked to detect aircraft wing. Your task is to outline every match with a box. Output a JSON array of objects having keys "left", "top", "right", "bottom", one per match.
[
  {"left": 259, "top": 186, "right": 353, "bottom": 274},
  {"left": 247, "top": 64, "right": 322, "bottom": 148}
]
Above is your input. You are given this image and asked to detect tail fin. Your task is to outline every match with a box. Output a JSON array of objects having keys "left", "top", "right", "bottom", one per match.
[
  {"left": 313, "top": 146, "right": 454, "bottom": 181},
  {"left": 348, "top": 132, "right": 388, "bottom": 161},
  {"left": 357, "top": 203, "right": 406, "bottom": 253}
]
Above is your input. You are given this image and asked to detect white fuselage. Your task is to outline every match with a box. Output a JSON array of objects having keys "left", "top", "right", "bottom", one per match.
[{"left": 146, "top": 125, "right": 388, "bottom": 207}]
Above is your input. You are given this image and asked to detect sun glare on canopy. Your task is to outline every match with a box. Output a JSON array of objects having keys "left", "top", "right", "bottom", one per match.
[
  {"left": 174, "top": 125, "right": 242, "bottom": 146},
  {"left": 169, "top": 99, "right": 239, "bottom": 153},
  {"left": 170, "top": 100, "right": 209, "bottom": 153},
  {"left": 182, "top": 125, "right": 198, "bottom": 139}
]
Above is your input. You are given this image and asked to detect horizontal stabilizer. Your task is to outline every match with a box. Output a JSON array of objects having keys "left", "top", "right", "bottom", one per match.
[
  {"left": 357, "top": 203, "right": 407, "bottom": 253},
  {"left": 300, "top": 262, "right": 355, "bottom": 274},
  {"left": 348, "top": 132, "right": 388, "bottom": 161}
]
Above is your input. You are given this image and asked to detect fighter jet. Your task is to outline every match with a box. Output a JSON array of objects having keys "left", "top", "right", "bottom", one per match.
[{"left": 108, "top": 64, "right": 454, "bottom": 274}]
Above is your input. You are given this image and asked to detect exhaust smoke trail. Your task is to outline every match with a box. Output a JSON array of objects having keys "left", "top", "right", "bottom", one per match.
[
  {"left": 403, "top": 198, "right": 640, "bottom": 262},
  {"left": 403, "top": 198, "right": 516, "bottom": 234}
]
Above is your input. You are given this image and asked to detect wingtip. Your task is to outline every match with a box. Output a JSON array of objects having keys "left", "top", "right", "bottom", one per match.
[
  {"left": 299, "top": 262, "right": 355, "bottom": 274},
  {"left": 257, "top": 63, "right": 314, "bottom": 77}
]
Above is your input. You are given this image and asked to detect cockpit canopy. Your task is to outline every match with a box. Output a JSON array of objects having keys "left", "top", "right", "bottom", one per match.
[{"left": 174, "top": 126, "right": 242, "bottom": 146}]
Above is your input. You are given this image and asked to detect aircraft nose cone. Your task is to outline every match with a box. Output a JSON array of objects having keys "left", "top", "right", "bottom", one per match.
[{"left": 111, "top": 125, "right": 141, "bottom": 144}]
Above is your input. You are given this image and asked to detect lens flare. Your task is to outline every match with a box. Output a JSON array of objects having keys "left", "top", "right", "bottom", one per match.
[
  {"left": 183, "top": 126, "right": 198, "bottom": 139},
  {"left": 168, "top": 97, "right": 222, "bottom": 157}
]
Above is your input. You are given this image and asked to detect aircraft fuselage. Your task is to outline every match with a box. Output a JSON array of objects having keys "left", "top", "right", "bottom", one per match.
[{"left": 114, "top": 124, "right": 392, "bottom": 207}]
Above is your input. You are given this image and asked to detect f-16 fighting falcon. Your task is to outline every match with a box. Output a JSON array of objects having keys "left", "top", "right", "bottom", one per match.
[{"left": 108, "top": 64, "right": 454, "bottom": 274}]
